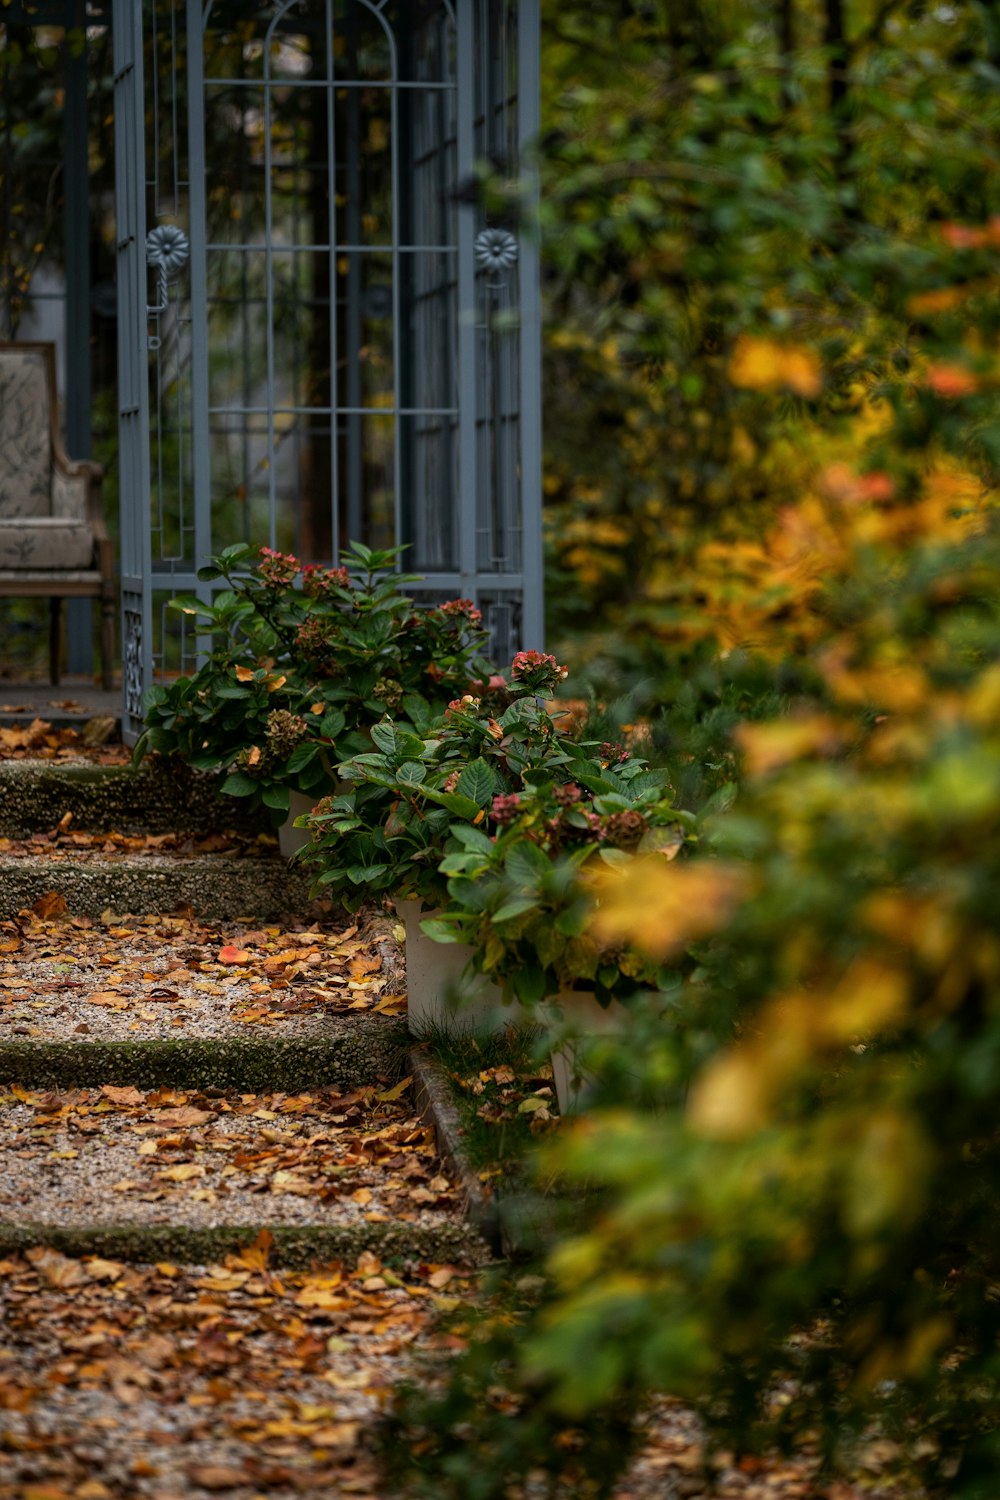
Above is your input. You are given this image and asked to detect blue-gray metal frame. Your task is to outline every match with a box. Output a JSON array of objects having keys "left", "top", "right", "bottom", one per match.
[
  {"left": 115, "top": 0, "right": 542, "bottom": 743},
  {"left": 113, "top": 0, "right": 153, "bottom": 738}
]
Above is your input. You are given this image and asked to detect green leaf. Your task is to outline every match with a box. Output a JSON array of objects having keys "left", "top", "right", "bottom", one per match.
[
  {"left": 168, "top": 594, "right": 216, "bottom": 619},
  {"left": 262, "top": 784, "right": 291, "bottom": 812},
  {"left": 492, "top": 897, "right": 538, "bottom": 922},
  {"left": 319, "top": 708, "right": 347, "bottom": 739},
  {"left": 505, "top": 840, "right": 551, "bottom": 887},
  {"left": 419, "top": 917, "right": 464, "bottom": 944},
  {"left": 449, "top": 824, "right": 496, "bottom": 854},
  {"left": 512, "top": 962, "right": 547, "bottom": 1006},
  {"left": 396, "top": 760, "right": 427, "bottom": 786},
  {"left": 286, "top": 742, "right": 320, "bottom": 773},
  {"left": 220, "top": 772, "right": 259, "bottom": 798},
  {"left": 370, "top": 721, "right": 425, "bottom": 759},
  {"left": 346, "top": 863, "right": 389, "bottom": 884},
  {"left": 418, "top": 787, "right": 483, "bottom": 820},
  {"left": 456, "top": 758, "right": 498, "bottom": 807}
]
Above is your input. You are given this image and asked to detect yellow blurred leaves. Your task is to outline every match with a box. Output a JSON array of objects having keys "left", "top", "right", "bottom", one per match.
[
  {"left": 734, "top": 715, "right": 845, "bottom": 777},
  {"left": 589, "top": 858, "right": 748, "bottom": 959},
  {"left": 688, "top": 960, "right": 909, "bottom": 1141},
  {"left": 728, "top": 337, "right": 822, "bottom": 398}
]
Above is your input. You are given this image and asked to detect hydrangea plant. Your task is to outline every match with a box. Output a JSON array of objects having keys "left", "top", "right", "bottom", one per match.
[
  {"left": 134, "top": 540, "right": 493, "bottom": 820},
  {"left": 299, "top": 653, "right": 692, "bottom": 1005}
]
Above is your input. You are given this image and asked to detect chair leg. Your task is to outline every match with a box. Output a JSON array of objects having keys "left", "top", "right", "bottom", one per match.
[
  {"left": 100, "top": 594, "right": 114, "bottom": 692},
  {"left": 49, "top": 597, "right": 62, "bottom": 686}
]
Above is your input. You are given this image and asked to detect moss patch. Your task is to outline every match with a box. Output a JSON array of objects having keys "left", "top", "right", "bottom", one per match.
[{"left": 0, "top": 760, "right": 264, "bottom": 837}]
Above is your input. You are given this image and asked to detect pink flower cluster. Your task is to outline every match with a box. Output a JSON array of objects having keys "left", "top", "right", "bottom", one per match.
[
  {"left": 491, "top": 792, "right": 522, "bottom": 825},
  {"left": 439, "top": 598, "right": 483, "bottom": 625},
  {"left": 302, "top": 562, "right": 351, "bottom": 597},
  {"left": 257, "top": 547, "right": 300, "bottom": 587},
  {"left": 510, "top": 650, "right": 569, "bottom": 682},
  {"left": 601, "top": 741, "right": 632, "bottom": 765}
]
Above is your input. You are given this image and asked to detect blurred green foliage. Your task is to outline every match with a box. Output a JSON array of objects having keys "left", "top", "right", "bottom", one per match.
[{"left": 382, "top": 2, "right": 1000, "bottom": 1496}]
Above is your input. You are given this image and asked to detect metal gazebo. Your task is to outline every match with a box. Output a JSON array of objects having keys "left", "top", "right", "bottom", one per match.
[{"left": 113, "top": 0, "right": 542, "bottom": 739}]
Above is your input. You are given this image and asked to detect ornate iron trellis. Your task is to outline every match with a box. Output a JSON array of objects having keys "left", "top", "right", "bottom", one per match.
[{"left": 113, "top": 0, "right": 542, "bottom": 743}]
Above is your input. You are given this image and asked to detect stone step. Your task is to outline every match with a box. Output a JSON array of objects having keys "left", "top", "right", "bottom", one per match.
[
  {"left": 0, "top": 909, "right": 407, "bottom": 1090},
  {"left": 0, "top": 1246, "right": 481, "bottom": 1500},
  {"left": 0, "top": 850, "right": 315, "bottom": 921},
  {"left": 0, "top": 1081, "right": 487, "bottom": 1267},
  {"left": 0, "top": 758, "right": 263, "bottom": 837}
]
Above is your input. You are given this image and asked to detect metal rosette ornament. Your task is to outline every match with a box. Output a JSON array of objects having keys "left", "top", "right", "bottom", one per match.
[
  {"left": 474, "top": 227, "right": 518, "bottom": 282},
  {"left": 145, "top": 223, "right": 190, "bottom": 315}
]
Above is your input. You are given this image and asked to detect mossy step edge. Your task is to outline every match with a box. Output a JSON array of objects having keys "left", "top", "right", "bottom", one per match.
[
  {"left": 0, "top": 1030, "right": 409, "bottom": 1090},
  {"left": 0, "top": 854, "right": 315, "bottom": 921},
  {"left": 0, "top": 760, "right": 266, "bottom": 837},
  {"left": 0, "top": 1218, "right": 489, "bottom": 1268}
]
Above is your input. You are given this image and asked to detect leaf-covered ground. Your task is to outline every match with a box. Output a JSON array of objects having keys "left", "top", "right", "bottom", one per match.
[
  {"left": 0, "top": 1083, "right": 458, "bottom": 1229},
  {"left": 0, "top": 908, "right": 404, "bottom": 1039},
  {"left": 0, "top": 717, "right": 127, "bottom": 763},
  {"left": 0, "top": 1241, "right": 473, "bottom": 1500}
]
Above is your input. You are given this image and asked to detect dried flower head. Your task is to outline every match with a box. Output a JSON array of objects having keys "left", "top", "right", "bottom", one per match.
[
  {"left": 602, "top": 809, "right": 648, "bottom": 849},
  {"left": 265, "top": 709, "right": 310, "bottom": 757},
  {"left": 491, "top": 792, "right": 522, "bottom": 826}
]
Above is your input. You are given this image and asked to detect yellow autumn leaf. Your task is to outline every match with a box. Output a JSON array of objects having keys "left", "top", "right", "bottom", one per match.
[
  {"left": 728, "top": 336, "right": 822, "bottom": 397},
  {"left": 734, "top": 715, "right": 844, "bottom": 777},
  {"left": 687, "top": 1048, "right": 771, "bottom": 1139},
  {"left": 589, "top": 858, "right": 749, "bottom": 959},
  {"left": 234, "top": 664, "right": 256, "bottom": 682},
  {"left": 157, "top": 1163, "right": 206, "bottom": 1182}
]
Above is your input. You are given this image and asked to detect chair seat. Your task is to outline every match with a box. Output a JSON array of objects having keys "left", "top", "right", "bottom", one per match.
[{"left": 0, "top": 517, "right": 95, "bottom": 569}]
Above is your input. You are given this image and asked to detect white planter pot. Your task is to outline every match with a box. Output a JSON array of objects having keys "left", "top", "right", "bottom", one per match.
[
  {"left": 548, "top": 989, "right": 626, "bottom": 1115},
  {"left": 397, "top": 898, "right": 516, "bottom": 1036},
  {"left": 278, "top": 787, "right": 323, "bottom": 859}
]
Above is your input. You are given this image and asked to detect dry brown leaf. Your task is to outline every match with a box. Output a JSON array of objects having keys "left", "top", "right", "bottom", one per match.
[
  {"left": 32, "top": 891, "right": 68, "bottom": 919},
  {"left": 157, "top": 1164, "right": 206, "bottom": 1182},
  {"left": 25, "top": 1246, "right": 88, "bottom": 1288},
  {"left": 187, "top": 1467, "right": 249, "bottom": 1491},
  {"left": 100, "top": 1084, "right": 145, "bottom": 1106}
]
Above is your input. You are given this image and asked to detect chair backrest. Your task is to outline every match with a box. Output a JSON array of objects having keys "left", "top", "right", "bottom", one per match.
[{"left": 0, "top": 343, "right": 56, "bottom": 520}]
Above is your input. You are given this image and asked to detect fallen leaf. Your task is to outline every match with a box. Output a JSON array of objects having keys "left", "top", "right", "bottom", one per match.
[
  {"left": 218, "top": 946, "right": 251, "bottom": 965},
  {"left": 187, "top": 1467, "right": 249, "bottom": 1491},
  {"left": 101, "top": 1085, "right": 146, "bottom": 1106},
  {"left": 156, "top": 1107, "right": 213, "bottom": 1128},
  {"left": 377, "top": 1075, "right": 412, "bottom": 1104},
  {"left": 85, "top": 1257, "right": 125, "bottom": 1282},
  {"left": 25, "top": 1246, "right": 88, "bottom": 1287},
  {"left": 32, "top": 891, "right": 68, "bottom": 919},
  {"left": 157, "top": 1163, "right": 206, "bottom": 1182}
]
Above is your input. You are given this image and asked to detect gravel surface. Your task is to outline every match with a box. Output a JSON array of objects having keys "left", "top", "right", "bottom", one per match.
[
  {"left": 0, "top": 911, "right": 404, "bottom": 1042},
  {"left": 0, "top": 1085, "right": 461, "bottom": 1232},
  {"left": 0, "top": 1248, "right": 475, "bottom": 1500}
]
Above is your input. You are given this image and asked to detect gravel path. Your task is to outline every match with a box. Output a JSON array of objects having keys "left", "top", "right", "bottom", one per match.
[
  {"left": 0, "top": 910, "right": 404, "bottom": 1042},
  {"left": 0, "top": 1084, "right": 460, "bottom": 1232}
]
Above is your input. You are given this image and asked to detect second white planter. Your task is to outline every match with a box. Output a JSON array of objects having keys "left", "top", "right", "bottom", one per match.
[
  {"left": 397, "top": 898, "right": 518, "bottom": 1035},
  {"left": 278, "top": 788, "right": 321, "bottom": 859},
  {"left": 547, "top": 989, "right": 626, "bottom": 1115}
]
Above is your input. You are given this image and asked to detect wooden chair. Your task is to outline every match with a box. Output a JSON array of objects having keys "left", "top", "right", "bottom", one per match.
[{"left": 0, "top": 342, "right": 114, "bottom": 689}]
